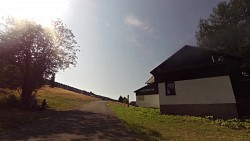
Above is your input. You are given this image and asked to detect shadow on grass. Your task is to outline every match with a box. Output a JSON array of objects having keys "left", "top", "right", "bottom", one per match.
[
  {"left": 0, "top": 109, "right": 135, "bottom": 141},
  {"left": 123, "top": 121, "right": 162, "bottom": 141},
  {"left": 0, "top": 107, "right": 56, "bottom": 132}
]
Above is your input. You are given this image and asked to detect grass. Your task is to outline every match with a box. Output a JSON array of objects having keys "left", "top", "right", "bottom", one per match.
[
  {"left": 0, "top": 85, "right": 99, "bottom": 132},
  {"left": 36, "top": 86, "right": 99, "bottom": 110},
  {"left": 108, "top": 102, "right": 250, "bottom": 141}
]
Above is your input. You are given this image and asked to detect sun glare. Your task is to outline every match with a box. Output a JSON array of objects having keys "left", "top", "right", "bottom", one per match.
[{"left": 0, "top": 0, "right": 70, "bottom": 26}]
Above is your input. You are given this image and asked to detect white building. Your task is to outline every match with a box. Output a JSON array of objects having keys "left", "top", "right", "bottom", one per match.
[
  {"left": 150, "top": 45, "right": 250, "bottom": 119},
  {"left": 134, "top": 76, "right": 159, "bottom": 108}
]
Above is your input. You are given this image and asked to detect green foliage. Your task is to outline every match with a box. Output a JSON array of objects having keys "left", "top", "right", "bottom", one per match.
[
  {"left": 123, "top": 96, "right": 128, "bottom": 103},
  {"left": 196, "top": 0, "right": 250, "bottom": 73},
  {"left": 0, "top": 63, "right": 21, "bottom": 89},
  {"left": 118, "top": 96, "right": 128, "bottom": 103},
  {"left": 0, "top": 89, "right": 20, "bottom": 107},
  {"left": 109, "top": 102, "right": 250, "bottom": 141},
  {"left": 118, "top": 96, "right": 124, "bottom": 103}
]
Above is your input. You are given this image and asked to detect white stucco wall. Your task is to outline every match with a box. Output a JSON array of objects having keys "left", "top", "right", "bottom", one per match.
[
  {"left": 159, "top": 75, "right": 236, "bottom": 105},
  {"left": 136, "top": 94, "right": 159, "bottom": 108}
]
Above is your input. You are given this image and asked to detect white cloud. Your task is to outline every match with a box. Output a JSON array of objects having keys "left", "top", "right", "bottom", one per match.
[
  {"left": 124, "top": 14, "right": 152, "bottom": 32},
  {"left": 124, "top": 15, "right": 143, "bottom": 27}
]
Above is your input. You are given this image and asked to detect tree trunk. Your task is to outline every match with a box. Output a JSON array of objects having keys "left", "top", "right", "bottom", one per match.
[
  {"left": 21, "top": 50, "right": 33, "bottom": 108},
  {"left": 21, "top": 84, "right": 32, "bottom": 108},
  {"left": 50, "top": 73, "right": 55, "bottom": 88}
]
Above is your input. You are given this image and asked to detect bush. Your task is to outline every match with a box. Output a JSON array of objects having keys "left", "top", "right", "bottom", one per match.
[
  {"left": 0, "top": 88, "right": 20, "bottom": 108},
  {"left": 118, "top": 96, "right": 123, "bottom": 103}
]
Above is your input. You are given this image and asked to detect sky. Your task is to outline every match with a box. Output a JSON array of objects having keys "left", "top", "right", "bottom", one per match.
[{"left": 0, "top": 0, "right": 227, "bottom": 101}]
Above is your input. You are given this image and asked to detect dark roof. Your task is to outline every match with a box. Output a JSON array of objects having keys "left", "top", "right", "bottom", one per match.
[
  {"left": 134, "top": 83, "right": 158, "bottom": 96},
  {"left": 151, "top": 45, "right": 241, "bottom": 75}
]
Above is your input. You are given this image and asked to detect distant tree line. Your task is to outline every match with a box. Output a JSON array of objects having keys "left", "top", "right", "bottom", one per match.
[
  {"left": 52, "top": 81, "right": 89, "bottom": 95},
  {"left": 118, "top": 96, "right": 128, "bottom": 103},
  {"left": 49, "top": 81, "right": 117, "bottom": 102}
]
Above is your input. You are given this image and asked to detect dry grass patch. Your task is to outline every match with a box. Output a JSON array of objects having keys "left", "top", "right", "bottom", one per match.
[{"left": 36, "top": 86, "right": 99, "bottom": 110}]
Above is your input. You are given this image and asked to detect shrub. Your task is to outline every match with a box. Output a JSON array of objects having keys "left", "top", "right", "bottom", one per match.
[{"left": 0, "top": 89, "right": 20, "bottom": 108}]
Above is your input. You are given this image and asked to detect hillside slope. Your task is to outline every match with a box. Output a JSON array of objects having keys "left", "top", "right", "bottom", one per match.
[{"left": 37, "top": 85, "right": 100, "bottom": 110}]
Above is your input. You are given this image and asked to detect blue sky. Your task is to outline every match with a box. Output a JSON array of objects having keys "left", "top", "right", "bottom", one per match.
[
  {"left": 52, "top": 0, "right": 227, "bottom": 101},
  {"left": 0, "top": 0, "right": 227, "bottom": 101}
]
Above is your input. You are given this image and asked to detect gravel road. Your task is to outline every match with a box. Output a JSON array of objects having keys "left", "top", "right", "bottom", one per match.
[{"left": 0, "top": 101, "right": 135, "bottom": 141}]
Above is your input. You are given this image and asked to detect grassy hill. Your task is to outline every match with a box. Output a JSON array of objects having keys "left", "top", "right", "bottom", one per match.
[
  {"left": 37, "top": 86, "right": 99, "bottom": 110},
  {"left": 0, "top": 86, "right": 99, "bottom": 132}
]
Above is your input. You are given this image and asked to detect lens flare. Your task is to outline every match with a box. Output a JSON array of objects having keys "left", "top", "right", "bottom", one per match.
[{"left": 0, "top": 0, "right": 70, "bottom": 26}]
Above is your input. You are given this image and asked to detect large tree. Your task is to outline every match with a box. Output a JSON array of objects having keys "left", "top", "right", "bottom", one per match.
[
  {"left": 0, "top": 63, "right": 21, "bottom": 89},
  {"left": 196, "top": 0, "right": 250, "bottom": 74},
  {"left": 0, "top": 18, "right": 79, "bottom": 107}
]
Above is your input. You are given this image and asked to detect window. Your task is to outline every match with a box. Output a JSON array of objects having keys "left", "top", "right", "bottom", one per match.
[
  {"left": 211, "top": 55, "right": 224, "bottom": 63},
  {"left": 138, "top": 95, "right": 144, "bottom": 100},
  {"left": 166, "top": 82, "right": 176, "bottom": 95}
]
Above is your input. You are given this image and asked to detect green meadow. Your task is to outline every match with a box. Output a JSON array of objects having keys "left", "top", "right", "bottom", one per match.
[{"left": 109, "top": 102, "right": 250, "bottom": 141}]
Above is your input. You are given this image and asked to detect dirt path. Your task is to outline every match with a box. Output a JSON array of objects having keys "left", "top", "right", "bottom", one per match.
[{"left": 0, "top": 101, "right": 135, "bottom": 141}]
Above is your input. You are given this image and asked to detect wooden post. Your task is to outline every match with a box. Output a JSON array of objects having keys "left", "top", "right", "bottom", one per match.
[{"left": 127, "top": 95, "right": 129, "bottom": 107}]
